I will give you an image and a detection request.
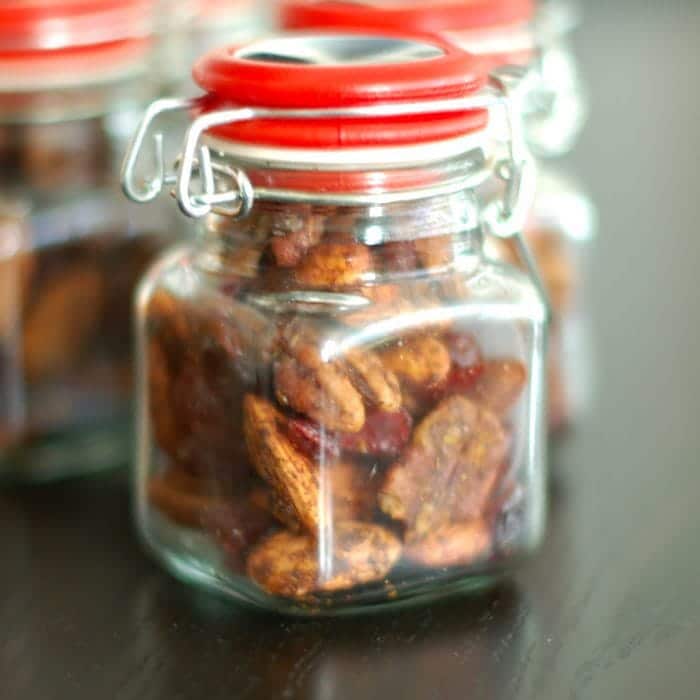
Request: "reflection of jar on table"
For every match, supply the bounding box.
[124,33,549,614]
[0,1,173,480]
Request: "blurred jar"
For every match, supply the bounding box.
[486,168,595,431]
[123,33,548,614]
[279,0,595,433]
[0,1,172,480]
[279,0,588,158]
[155,0,267,94]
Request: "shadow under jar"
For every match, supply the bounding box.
[124,33,549,615]
[0,1,171,480]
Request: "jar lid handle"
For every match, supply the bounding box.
[121,97,194,204]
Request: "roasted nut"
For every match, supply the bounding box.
[204,500,276,571]
[146,289,191,359]
[22,264,104,381]
[172,361,247,478]
[547,344,569,433]
[147,336,181,460]
[199,297,275,383]
[243,394,320,533]
[380,336,451,391]
[414,236,454,269]
[269,207,324,268]
[249,486,303,532]
[527,229,575,314]
[467,359,527,417]
[403,520,492,568]
[0,251,33,340]
[442,414,510,524]
[489,230,574,316]
[344,348,402,412]
[247,522,402,599]
[379,395,508,537]
[275,322,365,433]
[250,459,378,531]
[275,352,365,434]
[294,241,372,288]
[325,460,381,522]
[148,466,231,528]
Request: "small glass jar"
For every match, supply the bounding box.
[279,0,588,158]
[0,1,171,480]
[486,168,595,431]
[279,0,595,434]
[190,0,267,64]
[123,33,548,614]
[155,0,266,95]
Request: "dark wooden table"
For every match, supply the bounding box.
[3,2,700,698]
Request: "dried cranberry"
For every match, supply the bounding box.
[285,408,412,460]
[284,417,342,461]
[445,363,485,394]
[339,408,412,458]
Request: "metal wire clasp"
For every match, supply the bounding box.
[120,97,195,203]
[120,67,550,318]
[482,66,552,322]
[176,107,257,218]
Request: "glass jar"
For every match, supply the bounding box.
[486,168,595,432]
[123,33,548,614]
[279,0,595,434]
[0,1,172,480]
[155,0,266,95]
[279,0,588,158]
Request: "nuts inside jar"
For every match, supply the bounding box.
[144,203,534,606]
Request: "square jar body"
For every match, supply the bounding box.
[133,199,548,615]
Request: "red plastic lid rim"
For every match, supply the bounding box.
[192,32,491,149]
[0,39,152,92]
[280,0,535,35]
[0,0,155,52]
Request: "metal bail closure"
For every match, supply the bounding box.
[482,65,552,322]
[176,107,257,218]
[121,97,195,203]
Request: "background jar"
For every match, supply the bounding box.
[124,33,549,614]
[486,168,596,431]
[154,0,268,95]
[279,0,595,434]
[0,1,172,480]
[279,0,588,158]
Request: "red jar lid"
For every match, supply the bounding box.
[0,0,155,88]
[0,0,154,51]
[280,0,535,35]
[192,32,490,149]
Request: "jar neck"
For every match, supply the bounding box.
[194,189,485,283]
